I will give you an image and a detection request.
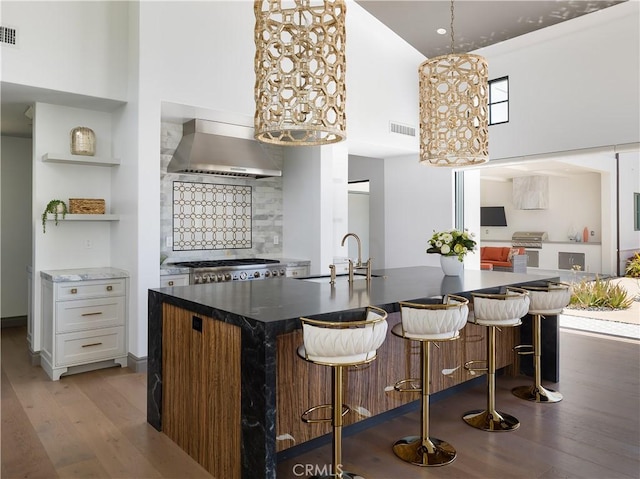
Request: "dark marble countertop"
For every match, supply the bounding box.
[152,266,559,329]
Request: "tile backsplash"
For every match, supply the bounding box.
[160,121,283,262]
[172,181,252,250]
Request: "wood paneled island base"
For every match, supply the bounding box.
[161,304,241,478]
[147,266,560,479]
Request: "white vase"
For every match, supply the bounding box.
[440,255,463,276]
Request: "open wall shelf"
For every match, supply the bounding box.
[42,153,120,167]
[45,213,119,222]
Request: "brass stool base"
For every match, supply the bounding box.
[512,384,563,403]
[309,472,363,479]
[462,409,520,432]
[392,436,456,467]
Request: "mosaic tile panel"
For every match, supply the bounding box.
[173,181,252,250]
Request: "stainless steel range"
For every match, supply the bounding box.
[172,258,285,284]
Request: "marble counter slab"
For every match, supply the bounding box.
[151,266,557,331]
[159,266,190,275]
[40,267,129,282]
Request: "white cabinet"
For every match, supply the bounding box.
[40,273,128,380]
[160,274,190,287]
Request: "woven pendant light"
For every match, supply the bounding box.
[419,0,488,167]
[254,0,347,146]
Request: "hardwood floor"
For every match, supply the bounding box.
[2,326,639,479]
[1,326,211,479]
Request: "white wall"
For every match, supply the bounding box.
[282,143,348,276]
[476,1,639,160]
[384,155,457,268]
[1,0,128,101]
[1,136,32,319]
[345,2,424,157]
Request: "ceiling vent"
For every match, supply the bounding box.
[389,121,416,137]
[0,26,17,46]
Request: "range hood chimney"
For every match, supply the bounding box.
[167,119,282,179]
[513,176,549,210]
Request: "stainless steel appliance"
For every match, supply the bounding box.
[172,258,285,284]
[511,231,548,249]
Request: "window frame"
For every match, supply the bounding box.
[488,76,509,126]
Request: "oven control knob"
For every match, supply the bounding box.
[280,269,286,276]
[254,271,261,278]
[264,270,271,278]
[194,275,202,284]
[239,272,248,280]
[272,270,280,277]
[224,273,232,281]
[203,274,211,283]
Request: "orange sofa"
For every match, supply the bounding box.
[480,246,527,273]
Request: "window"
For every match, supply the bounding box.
[635,192,640,231]
[489,76,509,125]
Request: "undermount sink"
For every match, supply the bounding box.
[298,274,384,283]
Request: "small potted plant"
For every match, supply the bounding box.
[42,199,68,233]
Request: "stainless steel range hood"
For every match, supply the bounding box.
[167,119,282,179]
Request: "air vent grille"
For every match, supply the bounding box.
[0,26,17,46]
[389,122,416,137]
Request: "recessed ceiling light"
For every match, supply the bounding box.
[436,28,447,35]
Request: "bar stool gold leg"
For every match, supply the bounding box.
[393,342,456,466]
[463,326,520,431]
[309,365,360,479]
[512,314,563,403]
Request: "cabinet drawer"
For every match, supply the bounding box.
[56,279,126,301]
[160,274,190,287]
[56,297,125,333]
[55,326,125,366]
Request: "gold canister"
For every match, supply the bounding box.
[70,126,96,156]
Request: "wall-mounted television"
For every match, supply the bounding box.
[481,206,508,227]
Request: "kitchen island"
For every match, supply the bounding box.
[147,266,560,479]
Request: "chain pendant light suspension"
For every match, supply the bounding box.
[254,0,347,146]
[419,0,488,167]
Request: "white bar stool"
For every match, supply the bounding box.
[298,306,388,479]
[463,287,530,432]
[512,282,571,403]
[391,295,469,467]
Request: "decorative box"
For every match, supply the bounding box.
[69,198,105,214]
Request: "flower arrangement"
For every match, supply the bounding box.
[427,229,477,262]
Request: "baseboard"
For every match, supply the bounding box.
[1,315,27,328]
[128,352,148,373]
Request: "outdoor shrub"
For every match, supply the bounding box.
[625,252,640,278]
[569,276,633,310]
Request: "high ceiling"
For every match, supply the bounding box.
[355,0,625,58]
[1,1,626,139]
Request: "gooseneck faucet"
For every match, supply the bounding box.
[341,233,363,268]
[340,232,372,282]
